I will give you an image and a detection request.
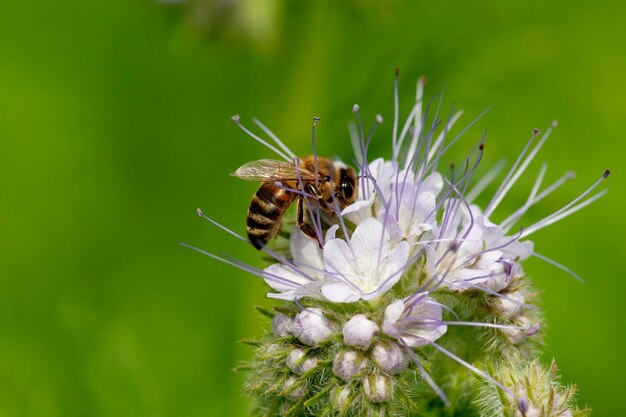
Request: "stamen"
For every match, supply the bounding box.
[465,159,506,203]
[443,177,475,241]
[532,252,584,283]
[437,165,458,240]
[521,176,608,238]
[348,121,362,165]
[426,107,490,174]
[426,110,464,164]
[295,159,325,245]
[252,117,297,160]
[485,123,556,217]
[362,115,384,199]
[231,115,291,162]
[500,163,548,230]
[400,340,451,406]
[443,321,532,331]
[422,299,461,320]
[353,104,373,199]
[178,242,300,287]
[273,182,317,199]
[196,208,248,243]
[456,229,525,270]
[328,167,355,257]
[311,117,320,188]
[429,342,512,396]
[403,76,426,170]
[260,245,317,282]
[222,253,308,287]
[392,68,400,162]
[501,170,575,232]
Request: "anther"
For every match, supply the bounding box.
[532,128,540,136]
[376,114,383,124]
[196,208,204,217]
[551,119,558,128]
[313,116,320,125]
[603,169,610,178]
[394,67,400,76]
[479,143,485,151]
[527,323,541,336]
[352,104,360,113]
[517,398,529,414]
[231,114,241,124]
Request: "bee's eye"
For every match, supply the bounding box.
[341,181,354,199]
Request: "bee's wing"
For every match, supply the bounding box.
[230,159,319,182]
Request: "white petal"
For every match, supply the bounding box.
[364,241,409,299]
[325,224,340,242]
[323,238,358,279]
[341,199,374,225]
[263,263,311,293]
[290,227,324,275]
[422,172,444,195]
[321,282,360,303]
[382,299,406,338]
[350,218,388,276]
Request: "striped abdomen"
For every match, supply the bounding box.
[247,182,296,249]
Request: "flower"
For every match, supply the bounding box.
[186,72,606,415]
[321,218,410,302]
[382,295,447,347]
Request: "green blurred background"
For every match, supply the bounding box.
[0,0,624,415]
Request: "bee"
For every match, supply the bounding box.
[231,156,358,249]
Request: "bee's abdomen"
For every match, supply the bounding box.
[247,183,295,249]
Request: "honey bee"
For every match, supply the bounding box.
[231,156,358,249]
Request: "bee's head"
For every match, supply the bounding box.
[337,165,358,207]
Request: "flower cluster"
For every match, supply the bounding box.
[187,74,605,416]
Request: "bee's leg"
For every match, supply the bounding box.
[334,193,348,208]
[296,195,324,248]
[304,184,336,216]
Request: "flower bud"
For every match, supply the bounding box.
[494,292,525,318]
[371,341,408,374]
[286,348,318,375]
[272,313,294,337]
[330,386,352,412]
[294,308,334,346]
[342,314,379,348]
[284,376,307,401]
[332,350,367,381]
[362,374,392,403]
[501,316,536,344]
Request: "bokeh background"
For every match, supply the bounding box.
[1,0,624,415]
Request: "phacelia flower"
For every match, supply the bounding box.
[185,71,606,416]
